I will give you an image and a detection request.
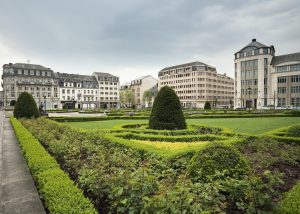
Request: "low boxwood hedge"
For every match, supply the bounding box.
[10,117,97,214]
[118,132,227,142]
[277,180,300,213]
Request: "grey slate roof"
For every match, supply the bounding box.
[57,73,98,83]
[161,61,209,71]
[93,72,118,78]
[236,39,273,54]
[270,52,300,65]
[12,63,51,71]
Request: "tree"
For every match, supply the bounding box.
[10,100,16,106]
[149,86,186,130]
[13,92,39,118]
[125,89,134,107]
[143,90,154,107]
[204,101,211,110]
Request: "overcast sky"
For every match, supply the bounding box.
[1,0,300,85]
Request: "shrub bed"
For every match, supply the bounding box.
[10,118,97,214]
[19,117,300,213]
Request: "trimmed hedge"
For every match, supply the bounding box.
[286,124,300,137]
[188,143,249,182]
[118,132,227,142]
[10,118,97,214]
[278,180,300,213]
[14,92,39,118]
[149,86,186,130]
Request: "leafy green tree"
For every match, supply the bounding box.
[149,86,186,130]
[143,90,155,107]
[13,92,39,118]
[204,101,211,110]
[125,89,134,107]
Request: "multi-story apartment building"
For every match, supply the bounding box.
[57,73,99,109]
[2,63,121,110]
[93,72,120,108]
[158,61,234,108]
[234,39,300,109]
[2,63,59,109]
[270,53,300,107]
[130,75,157,108]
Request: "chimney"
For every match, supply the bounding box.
[252,38,256,42]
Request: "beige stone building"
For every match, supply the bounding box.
[234,39,300,109]
[2,63,59,109]
[130,75,157,108]
[158,61,234,108]
[120,75,157,108]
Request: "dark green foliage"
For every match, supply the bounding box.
[290,110,300,117]
[13,92,39,118]
[149,86,186,130]
[286,124,300,137]
[204,101,211,110]
[188,143,249,182]
[10,100,16,106]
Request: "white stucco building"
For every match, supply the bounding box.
[234,39,300,109]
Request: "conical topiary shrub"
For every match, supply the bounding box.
[13,92,40,119]
[149,86,186,130]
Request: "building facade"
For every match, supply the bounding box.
[57,73,99,109]
[158,61,234,108]
[2,63,121,110]
[234,39,300,109]
[93,72,120,108]
[130,75,157,108]
[2,63,59,109]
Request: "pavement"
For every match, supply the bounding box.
[48,112,106,117]
[0,111,45,214]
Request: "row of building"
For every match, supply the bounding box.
[1,39,300,110]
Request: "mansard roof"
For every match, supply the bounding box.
[270,52,300,65]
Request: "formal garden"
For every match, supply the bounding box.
[9,90,300,213]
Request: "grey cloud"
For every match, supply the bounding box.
[0,0,299,83]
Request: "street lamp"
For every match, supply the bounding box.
[43,95,46,114]
[247,86,252,113]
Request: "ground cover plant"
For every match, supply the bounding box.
[19,117,300,213]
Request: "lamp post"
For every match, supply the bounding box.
[43,95,46,114]
[247,86,252,113]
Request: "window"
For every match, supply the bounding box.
[263,48,268,54]
[42,71,45,76]
[36,70,40,76]
[24,70,28,75]
[277,76,287,83]
[276,66,289,73]
[277,87,286,94]
[290,64,300,71]
[62,89,65,94]
[291,86,300,93]
[18,69,22,75]
[291,75,300,82]
[30,70,34,75]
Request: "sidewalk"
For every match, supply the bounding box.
[0,112,45,214]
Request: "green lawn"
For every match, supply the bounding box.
[65,117,300,134]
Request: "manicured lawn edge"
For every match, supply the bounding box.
[10,117,97,214]
[49,114,297,122]
[277,180,300,213]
